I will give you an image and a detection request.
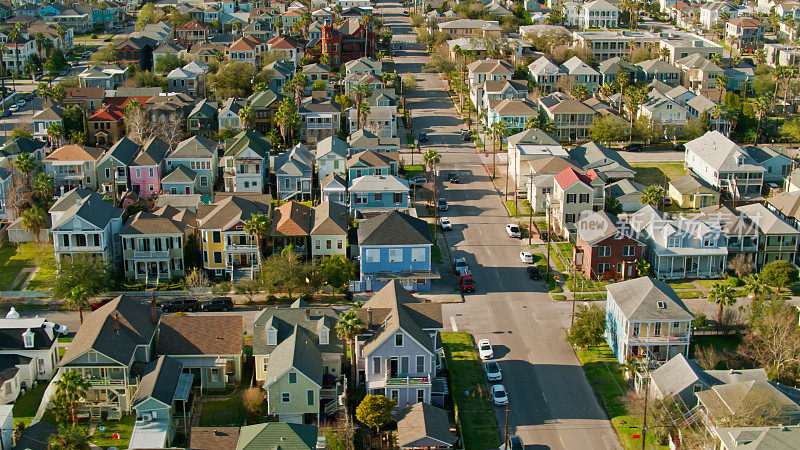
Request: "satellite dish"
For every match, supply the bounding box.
[6,307,19,319]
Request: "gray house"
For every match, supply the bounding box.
[744,146,793,185]
[274,143,314,201]
[97,137,140,197]
[166,136,218,194]
[315,136,348,180]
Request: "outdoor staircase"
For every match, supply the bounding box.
[232,265,256,283]
[90,407,101,422]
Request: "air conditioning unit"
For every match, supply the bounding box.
[142,414,152,422]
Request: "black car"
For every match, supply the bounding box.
[160,298,199,312]
[200,297,234,311]
[527,266,541,280]
[623,143,643,152]
[418,132,428,143]
[448,171,460,183]
[673,143,686,152]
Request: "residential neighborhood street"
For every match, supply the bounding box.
[383,1,621,448]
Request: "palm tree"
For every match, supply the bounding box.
[742,273,769,299]
[361,13,373,57]
[358,101,371,132]
[716,74,729,101]
[659,47,670,61]
[15,152,37,191]
[708,282,736,326]
[21,206,46,243]
[599,82,614,100]
[66,285,92,324]
[238,104,254,131]
[773,65,790,97]
[33,173,55,200]
[243,212,270,260]
[334,94,352,132]
[354,83,373,130]
[623,84,648,140]
[54,370,91,425]
[524,116,538,130]
[490,121,509,179]
[48,123,64,148]
[275,98,300,148]
[34,32,47,64]
[335,310,364,384]
[572,83,590,101]
[783,65,799,107]
[48,425,90,450]
[287,73,309,106]
[635,258,650,277]
[748,93,774,145]
[423,148,441,230]
[755,48,767,65]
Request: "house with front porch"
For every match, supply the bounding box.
[157,315,244,390]
[311,201,348,261]
[527,56,564,94]
[0,315,69,387]
[130,137,170,199]
[316,136,349,180]
[349,175,410,215]
[96,137,139,197]
[120,211,187,282]
[485,98,540,133]
[222,131,269,193]
[685,131,766,197]
[275,144,314,202]
[347,150,399,179]
[668,174,719,209]
[253,302,344,424]
[197,193,271,279]
[561,56,600,93]
[321,173,347,205]
[58,295,160,420]
[44,144,104,192]
[32,105,64,145]
[538,92,596,142]
[605,276,694,364]
[354,281,443,406]
[627,205,728,280]
[271,201,313,257]
[186,99,219,138]
[50,189,123,266]
[128,355,188,450]
[357,211,436,293]
[693,205,759,268]
[737,203,799,268]
[551,167,605,238]
[574,211,645,280]
[165,136,218,194]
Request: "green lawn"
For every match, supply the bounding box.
[503,200,531,217]
[631,163,686,187]
[576,344,666,450]
[677,291,704,299]
[403,164,424,179]
[696,279,722,289]
[198,392,246,426]
[428,223,444,263]
[667,281,696,290]
[91,415,135,448]
[0,243,56,290]
[12,383,47,427]
[689,335,742,360]
[441,332,501,450]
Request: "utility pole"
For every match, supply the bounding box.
[503,401,510,449]
[527,175,534,246]
[641,376,649,450]
[571,261,577,326]
[545,202,551,283]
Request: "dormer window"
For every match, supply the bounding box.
[668,235,681,248]
[319,327,329,345]
[22,329,34,349]
[267,327,278,346]
[702,234,716,247]
[736,155,745,166]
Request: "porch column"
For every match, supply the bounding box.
[708,256,712,276]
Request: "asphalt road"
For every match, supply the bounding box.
[382,2,621,449]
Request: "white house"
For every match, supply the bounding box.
[316,136,349,180]
[579,0,619,29]
[684,131,765,196]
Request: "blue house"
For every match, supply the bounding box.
[349,175,410,214]
[357,210,436,292]
[161,165,199,195]
[346,150,399,180]
[165,136,218,193]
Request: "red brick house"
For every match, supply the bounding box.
[176,20,210,48]
[320,19,375,66]
[573,210,645,280]
[87,105,125,147]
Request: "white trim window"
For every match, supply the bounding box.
[389,249,403,262]
[598,246,611,257]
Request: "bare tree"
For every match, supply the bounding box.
[185,267,209,301]
[153,120,185,149]
[695,345,725,370]
[741,298,800,381]
[125,106,150,145]
[717,394,790,428]
[728,253,754,279]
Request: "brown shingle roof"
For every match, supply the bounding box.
[189,427,240,450]
[271,201,313,237]
[157,315,244,356]
[197,194,271,231]
[311,201,347,236]
[44,144,104,162]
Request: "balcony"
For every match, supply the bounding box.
[225,243,259,253]
[385,376,431,386]
[86,377,126,387]
[626,334,689,346]
[132,250,170,260]
[55,244,105,252]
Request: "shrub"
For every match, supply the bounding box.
[692,313,709,328]
[241,387,264,415]
[90,33,98,39]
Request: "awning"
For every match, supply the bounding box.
[173,373,194,401]
[171,356,226,368]
[373,270,440,280]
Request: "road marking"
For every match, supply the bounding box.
[559,436,566,449]
[542,392,547,403]
[450,316,458,332]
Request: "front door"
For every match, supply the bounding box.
[389,358,399,378]
[185,186,191,194]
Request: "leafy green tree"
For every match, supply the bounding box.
[90,45,117,65]
[21,206,47,243]
[318,255,356,291]
[275,98,300,148]
[15,152,37,190]
[336,309,364,382]
[54,370,91,425]
[780,116,800,141]
[33,173,55,202]
[44,48,69,77]
[636,258,650,277]
[760,260,798,292]
[356,395,396,433]
[312,79,326,91]
[48,123,64,147]
[134,71,167,89]
[238,104,255,131]
[590,115,627,146]
[566,304,605,350]
[48,424,90,450]
[10,125,34,140]
[259,251,313,300]
[743,273,769,299]
[136,3,165,30]
[154,53,184,74]
[640,185,664,207]
[604,197,622,215]
[747,93,774,145]
[708,282,736,325]
[53,255,109,320]
[211,62,256,99]
[213,127,239,142]
[572,83,590,101]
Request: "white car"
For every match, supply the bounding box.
[484,360,502,382]
[491,384,509,406]
[477,339,493,360]
[15,99,25,107]
[439,217,452,231]
[8,105,19,112]
[506,224,521,238]
[520,251,534,264]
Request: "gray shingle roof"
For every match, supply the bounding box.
[252,305,341,356]
[315,136,348,159]
[685,131,765,173]
[236,423,318,450]
[358,211,431,246]
[311,201,347,236]
[737,203,800,236]
[133,355,183,407]
[51,190,122,230]
[606,277,694,321]
[262,326,323,387]
[170,136,216,159]
[669,173,716,194]
[360,281,439,355]
[103,137,140,166]
[133,137,170,166]
[396,403,456,448]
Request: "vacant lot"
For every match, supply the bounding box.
[632,163,686,187]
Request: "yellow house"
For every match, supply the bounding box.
[197,192,271,278]
[668,174,719,209]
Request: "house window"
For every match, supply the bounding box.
[632,323,639,336]
[326,240,332,250]
[210,368,220,382]
[598,263,610,275]
[654,323,662,336]
[288,371,297,384]
[213,251,222,264]
[307,389,315,406]
[411,248,425,262]
[148,168,154,178]
[693,384,702,393]
[374,193,382,201]
[212,231,221,243]
[281,392,291,403]
[416,355,425,373]
[135,168,141,178]
[105,168,111,178]
[702,235,716,247]
[598,246,611,257]
[393,193,403,203]
[566,214,576,223]
[315,240,321,250]
[579,193,589,203]
[389,389,398,401]
[623,245,635,256]
[566,193,577,203]
[365,249,380,262]
[395,333,403,347]
[389,249,402,262]
[320,329,329,345]
[372,356,381,374]
[23,332,34,349]
[267,328,277,346]
[668,236,681,247]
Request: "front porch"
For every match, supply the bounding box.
[653,254,726,280]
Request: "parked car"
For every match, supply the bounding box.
[458,269,475,293]
[160,298,199,312]
[506,224,521,238]
[200,297,233,311]
[527,266,541,280]
[453,257,468,273]
[520,251,534,264]
[490,384,508,406]
[673,143,685,152]
[461,129,471,141]
[447,171,460,183]
[15,99,25,107]
[8,105,18,112]
[484,360,502,381]
[90,298,113,311]
[439,217,452,231]
[418,131,428,142]
[500,435,523,450]
[478,339,493,360]
[409,176,426,188]
[437,198,448,211]
[623,143,643,152]
[515,189,527,199]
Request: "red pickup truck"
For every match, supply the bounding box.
[458,268,475,293]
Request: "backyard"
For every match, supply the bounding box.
[91,415,136,448]
[12,383,47,427]
[197,391,247,427]
[441,332,501,450]
[0,243,56,291]
[631,163,686,187]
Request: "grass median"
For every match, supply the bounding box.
[441,332,501,450]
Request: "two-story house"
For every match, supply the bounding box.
[222,131,269,193]
[43,144,104,192]
[579,0,619,28]
[638,90,687,127]
[357,211,435,292]
[87,105,125,147]
[128,355,187,449]
[347,129,401,154]
[347,150,399,179]
[693,205,759,267]
[699,1,737,30]
[527,56,565,94]
[636,59,681,87]
[561,56,601,93]
[466,59,513,116]
[198,193,271,279]
[725,17,765,51]
[743,146,793,185]
[737,203,799,268]
[96,137,139,197]
[228,35,266,66]
[506,128,567,192]
[165,136,218,194]
[120,211,187,282]
[574,211,646,280]
[275,144,314,202]
[167,67,201,97]
[270,201,313,257]
[685,131,765,197]
[551,167,605,238]
[130,137,170,199]
[187,99,219,138]
[676,54,723,93]
[538,92,597,142]
[31,105,64,145]
[316,136,348,180]
[311,201,348,261]
[253,303,344,423]
[349,175,410,214]
[0,314,68,386]
[58,295,159,420]
[299,98,340,144]
[485,98,540,132]
[49,189,123,266]
[218,98,245,131]
[627,205,728,279]
[605,277,694,363]
[437,19,501,39]
[597,56,638,85]
[354,281,443,406]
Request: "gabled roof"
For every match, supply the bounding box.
[507,128,560,147]
[321,172,346,190]
[561,56,600,76]
[198,194,271,230]
[60,295,159,366]
[132,355,183,408]
[236,422,318,450]
[465,58,513,75]
[51,189,123,230]
[576,210,639,246]
[103,137,140,166]
[494,98,538,116]
[132,137,170,166]
[252,304,341,356]
[696,380,800,421]
[568,141,634,173]
[121,211,184,235]
[358,210,431,246]
[728,17,764,27]
[538,92,596,114]
[170,136,215,159]
[0,137,47,157]
[685,130,765,173]
[271,201,313,237]
[636,59,680,74]
[606,179,645,197]
[224,130,269,158]
[669,173,716,194]
[189,99,218,119]
[311,201,347,236]
[161,165,198,184]
[262,326,323,388]
[767,191,800,221]
[737,203,800,236]
[606,277,694,322]
[396,403,457,448]
[315,136,349,160]
[230,35,264,51]
[274,144,313,177]
[158,316,243,356]
[32,105,64,122]
[554,167,594,189]
[350,174,409,192]
[44,144,104,163]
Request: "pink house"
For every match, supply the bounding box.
[130,137,170,198]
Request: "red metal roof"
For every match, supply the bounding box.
[554,167,592,189]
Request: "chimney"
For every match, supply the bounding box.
[150,295,157,323]
[305,308,311,320]
[76,196,82,207]
[367,307,373,326]
[114,312,120,333]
